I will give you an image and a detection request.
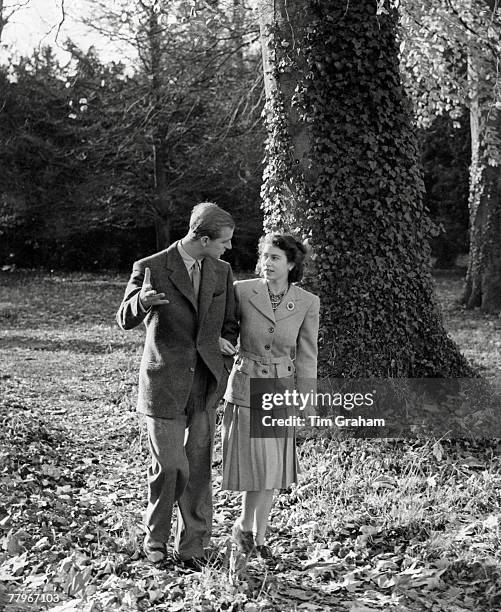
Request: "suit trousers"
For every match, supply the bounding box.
[144,408,216,559]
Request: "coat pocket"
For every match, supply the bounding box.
[276,360,295,378]
[225,357,252,404]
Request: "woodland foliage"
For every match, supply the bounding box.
[0,0,264,270]
[0,0,483,274]
[400,0,501,312]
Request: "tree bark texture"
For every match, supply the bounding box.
[257,0,471,376]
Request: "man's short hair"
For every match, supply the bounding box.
[189,202,235,239]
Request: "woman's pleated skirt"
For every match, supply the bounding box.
[221,402,298,491]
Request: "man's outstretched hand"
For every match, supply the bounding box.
[139,267,170,310]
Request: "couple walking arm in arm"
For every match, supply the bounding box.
[116,203,319,566]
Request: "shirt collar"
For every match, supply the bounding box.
[177,240,203,270]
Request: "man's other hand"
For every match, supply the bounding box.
[219,337,237,356]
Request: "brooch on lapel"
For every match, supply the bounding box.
[286,301,295,311]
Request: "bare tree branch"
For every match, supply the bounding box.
[54,0,66,44]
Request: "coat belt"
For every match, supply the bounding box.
[237,349,293,366]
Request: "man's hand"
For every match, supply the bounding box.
[219,337,237,356]
[139,267,170,310]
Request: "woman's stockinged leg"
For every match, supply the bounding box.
[253,489,274,545]
[237,489,274,544]
[237,491,256,531]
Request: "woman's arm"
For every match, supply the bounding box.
[295,295,320,379]
[295,295,320,417]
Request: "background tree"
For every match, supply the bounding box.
[80,0,263,250]
[420,114,470,269]
[0,46,156,268]
[257,0,470,376]
[401,0,501,312]
[0,0,32,43]
[0,1,265,269]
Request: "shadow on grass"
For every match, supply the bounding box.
[0,336,130,353]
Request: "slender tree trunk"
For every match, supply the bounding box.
[154,214,171,251]
[0,0,7,43]
[462,11,501,313]
[257,0,471,376]
[148,4,172,251]
[152,143,173,250]
[232,0,245,73]
[0,5,4,43]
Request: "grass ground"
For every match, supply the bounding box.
[0,270,500,611]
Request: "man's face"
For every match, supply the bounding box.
[202,226,234,259]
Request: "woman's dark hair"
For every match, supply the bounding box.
[256,233,308,283]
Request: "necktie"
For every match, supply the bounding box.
[191,259,201,302]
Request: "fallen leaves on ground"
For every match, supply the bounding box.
[1,272,501,610]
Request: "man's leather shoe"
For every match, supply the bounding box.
[173,553,207,572]
[143,535,166,563]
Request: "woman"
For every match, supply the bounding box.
[222,233,320,560]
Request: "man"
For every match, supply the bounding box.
[116,202,238,569]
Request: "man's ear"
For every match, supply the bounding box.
[200,236,209,247]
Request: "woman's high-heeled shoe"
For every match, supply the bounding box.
[255,544,275,561]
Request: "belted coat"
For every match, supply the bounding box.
[223,278,320,407]
[116,242,238,418]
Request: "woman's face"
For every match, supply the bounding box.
[259,245,294,284]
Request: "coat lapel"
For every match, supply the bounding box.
[249,280,275,324]
[274,284,303,321]
[198,257,216,324]
[166,243,197,311]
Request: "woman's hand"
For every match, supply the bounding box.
[219,337,237,356]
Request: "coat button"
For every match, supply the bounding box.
[288,366,292,371]
[264,344,270,350]
[268,327,275,333]
[189,367,195,372]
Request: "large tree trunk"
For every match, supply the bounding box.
[257,0,471,377]
[462,15,501,313]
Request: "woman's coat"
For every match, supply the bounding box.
[224,278,320,407]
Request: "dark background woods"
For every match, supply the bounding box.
[0,1,265,271]
[0,2,470,273]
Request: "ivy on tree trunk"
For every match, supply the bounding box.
[257,0,471,377]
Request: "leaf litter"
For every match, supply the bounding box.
[0,271,500,610]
